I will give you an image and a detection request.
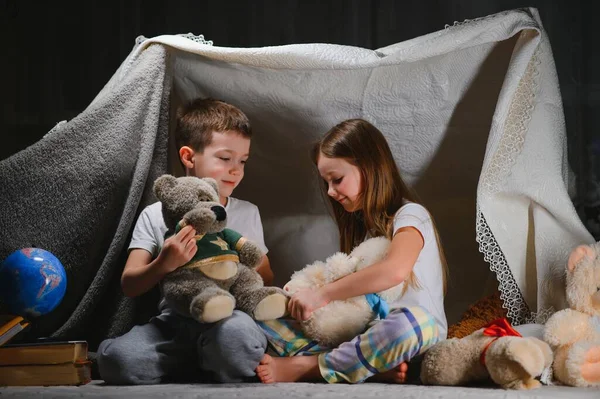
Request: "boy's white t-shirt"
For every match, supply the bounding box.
[129,197,268,256]
[388,202,448,339]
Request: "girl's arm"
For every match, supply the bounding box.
[323,226,423,300]
[288,226,424,321]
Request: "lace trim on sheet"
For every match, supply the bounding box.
[475,30,550,325]
[480,31,540,196]
[443,9,520,30]
[476,213,554,325]
[177,33,213,46]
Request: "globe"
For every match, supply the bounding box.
[0,248,67,318]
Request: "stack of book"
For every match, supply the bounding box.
[0,316,91,386]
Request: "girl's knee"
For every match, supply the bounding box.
[387,307,440,347]
[387,306,434,327]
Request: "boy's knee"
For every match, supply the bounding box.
[206,310,266,347]
[97,337,161,385]
[199,310,267,382]
[97,338,129,384]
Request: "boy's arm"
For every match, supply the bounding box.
[121,225,198,297]
[121,249,163,297]
[247,208,274,285]
[256,255,274,286]
[223,204,274,284]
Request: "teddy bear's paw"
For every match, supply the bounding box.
[524,337,554,370]
[543,310,588,347]
[553,342,600,386]
[254,293,288,321]
[506,339,547,378]
[583,345,600,363]
[197,295,235,323]
[580,363,600,385]
[238,241,263,269]
[579,345,600,385]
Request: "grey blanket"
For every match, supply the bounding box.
[0,44,171,348]
[1,8,595,351]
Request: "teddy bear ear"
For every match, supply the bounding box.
[567,245,596,272]
[153,174,177,200]
[203,177,219,195]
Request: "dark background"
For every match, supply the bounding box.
[2,0,599,238]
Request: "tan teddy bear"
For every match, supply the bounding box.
[421,318,553,389]
[543,242,600,387]
[283,236,404,347]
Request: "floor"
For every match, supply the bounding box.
[1,381,599,399]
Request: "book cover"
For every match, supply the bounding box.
[0,361,91,386]
[0,340,88,366]
[0,316,30,347]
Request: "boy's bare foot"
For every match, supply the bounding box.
[368,362,409,383]
[255,354,322,383]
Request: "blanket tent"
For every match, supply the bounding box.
[0,7,594,349]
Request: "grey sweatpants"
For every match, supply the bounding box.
[97,310,267,385]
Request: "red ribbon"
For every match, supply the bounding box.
[480,318,521,366]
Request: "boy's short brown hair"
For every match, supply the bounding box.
[175,98,252,152]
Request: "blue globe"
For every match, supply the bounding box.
[0,248,67,318]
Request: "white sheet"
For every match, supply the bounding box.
[108,7,594,325]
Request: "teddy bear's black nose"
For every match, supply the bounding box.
[211,205,226,221]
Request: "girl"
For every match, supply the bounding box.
[256,119,448,384]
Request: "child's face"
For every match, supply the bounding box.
[189,131,250,203]
[317,153,363,212]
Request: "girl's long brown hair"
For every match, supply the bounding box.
[311,119,448,293]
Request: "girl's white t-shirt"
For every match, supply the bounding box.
[389,202,447,339]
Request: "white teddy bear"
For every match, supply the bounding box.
[284,237,405,347]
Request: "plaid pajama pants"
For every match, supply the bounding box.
[257,305,439,383]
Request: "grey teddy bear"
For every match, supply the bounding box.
[154,174,289,323]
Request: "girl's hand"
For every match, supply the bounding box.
[288,287,330,321]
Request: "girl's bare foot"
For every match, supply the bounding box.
[255,354,323,383]
[368,362,409,383]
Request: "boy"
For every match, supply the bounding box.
[97,98,274,384]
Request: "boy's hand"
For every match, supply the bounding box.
[158,225,198,273]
